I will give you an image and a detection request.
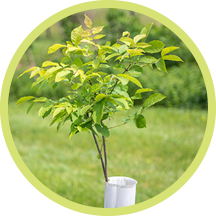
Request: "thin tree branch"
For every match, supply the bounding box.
[108,122,128,130]
[71,51,75,62]
[91,31,98,57]
[62,82,71,87]
[80,50,94,60]
[109,62,132,94]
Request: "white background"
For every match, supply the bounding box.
[0,0,215,215]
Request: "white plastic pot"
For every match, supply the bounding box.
[104,176,138,208]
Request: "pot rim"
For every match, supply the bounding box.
[106,176,138,188]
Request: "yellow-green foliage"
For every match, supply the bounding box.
[17,14,183,139]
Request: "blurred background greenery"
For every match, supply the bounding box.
[8,9,207,207]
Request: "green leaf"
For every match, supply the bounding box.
[91,83,101,92]
[85,73,100,82]
[84,14,92,28]
[80,105,91,115]
[38,101,53,118]
[77,126,89,132]
[161,46,179,56]
[114,86,130,100]
[39,79,48,89]
[97,71,107,76]
[93,98,105,124]
[71,83,82,90]
[120,37,135,46]
[113,97,130,109]
[27,102,35,114]
[57,122,62,132]
[80,117,93,126]
[155,58,167,73]
[92,26,104,34]
[134,42,151,48]
[66,106,73,115]
[142,93,166,110]
[94,34,105,39]
[79,73,85,84]
[92,58,100,69]
[95,123,110,137]
[74,69,84,78]
[60,57,71,65]
[53,107,65,118]
[71,25,83,46]
[140,23,153,40]
[122,31,130,37]
[39,69,46,77]
[81,39,95,45]
[55,70,71,82]
[48,44,66,54]
[105,96,118,106]
[42,109,52,119]
[30,68,41,78]
[66,46,79,53]
[119,44,128,54]
[45,66,62,78]
[52,82,58,89]
[115,53,129,61]
[131,93,142,100]
[135,88,153,94]
[117,74,142,88]
[16,96,35,105]
[33,97,48,102]
[127,49,144,56]
[140,56,157,64]
[18,67,39,78]
[134,34,146,44]
[127,71,141,77]
[112,44,121,50]
[95,94,106,102]
[162,55,183,62]
[122,116,132,123]
[134,114,146,128]
[116,75,129,85]
[66,41,73,46]
[79,30,91,37]
[105,53,120,61]
[80,119,96,135]
[143,40,165,53]
[69,125,78,140]
[50,110,66,126]
[42,61,59,67]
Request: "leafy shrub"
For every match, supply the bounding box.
[136,63,207,109]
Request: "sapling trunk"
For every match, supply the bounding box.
[92,132,108,182]
[102,135,108,182]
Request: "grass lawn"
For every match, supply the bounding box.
[8,101,207,207]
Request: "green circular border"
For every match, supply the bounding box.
[1,1,216,215]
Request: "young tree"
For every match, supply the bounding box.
[17,15,183,182]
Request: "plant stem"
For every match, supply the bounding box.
[108,122,127,129]
[109,62,132,94]
[71,51,75,62]
[91,31,98,57]
[92,132,108,182]
[62,82,71,88]
[102,136,108,182]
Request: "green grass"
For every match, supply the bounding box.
[8,101,207,207]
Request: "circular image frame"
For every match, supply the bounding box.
[1,0,215,215]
